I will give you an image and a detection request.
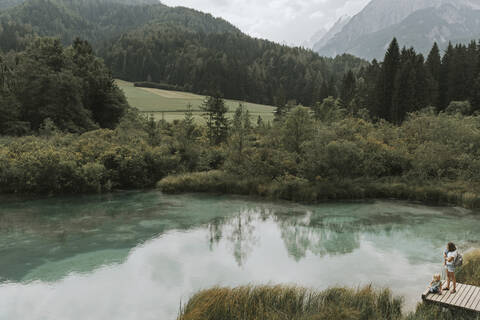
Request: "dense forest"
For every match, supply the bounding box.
[353,39,480,123]
[0,0,366,106]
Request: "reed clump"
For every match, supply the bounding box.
[177,285,403,320]
[456,249,480,286]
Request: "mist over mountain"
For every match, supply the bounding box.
[314,0,480,60]
[312,15,350,50]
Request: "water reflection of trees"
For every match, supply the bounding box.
[209,209,260,266]
[208,205,480,265]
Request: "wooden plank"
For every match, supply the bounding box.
[465,286,480,310]
[455,285,474,307]
[446,283,466,306]
[465,286,480,312]
[457,285,475,308]
[472,288,480,312]
[422,286,430,300]
[440,283,458,305]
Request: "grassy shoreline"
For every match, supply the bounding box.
[157,171,480,210]
[178,251,480,320]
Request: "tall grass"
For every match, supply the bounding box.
[177,285,403,320]
[457,249,480,286]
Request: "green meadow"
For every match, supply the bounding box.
[116,80,276,123]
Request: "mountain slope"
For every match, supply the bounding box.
[102,22,367,106]
[0,0,239,46]
[314,0,480,59]
[312,15,350,52]
[342,4,480,59]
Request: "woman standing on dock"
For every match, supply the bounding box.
[443,242,457,293]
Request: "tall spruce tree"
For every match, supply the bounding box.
[392,47,417,123]
[439,43,454,110]
[377,38,400,121]
[340,70,356,107]
[425,42,441,107]
[201,95,229,145]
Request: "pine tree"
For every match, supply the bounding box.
[392,47,416,123]
[425,42,441,107]
[340,70,356,107]
[319,80,329,102]
[439,42,454,110]
[201,95,229,145]
[377,38,400,121]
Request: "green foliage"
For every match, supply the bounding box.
[201,96,229,145]
[0,37,128,134]
[312,97,346,122]
[281,106,314,154]
[155,110,480,209]
[0,115,182,194]
[445,101,472,115]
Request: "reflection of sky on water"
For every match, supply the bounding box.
[0,192,479,320]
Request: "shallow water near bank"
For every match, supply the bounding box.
[0,191,479,319]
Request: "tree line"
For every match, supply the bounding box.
[0,37,128,134]
[348,38,480,123]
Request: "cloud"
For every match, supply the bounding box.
[160,0,370,45]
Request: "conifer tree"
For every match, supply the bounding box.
[439,42,454,110]
[377,38,400,121]
[340,70,356,107]
[201,95,229,145]
[425,42,441,107]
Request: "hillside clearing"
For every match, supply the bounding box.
[116,80,275,123]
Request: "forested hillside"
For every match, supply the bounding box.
[102,24,367,106]
[0,0,366,107]
[0,0,238,46]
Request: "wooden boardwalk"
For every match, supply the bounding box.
[422,282,480,313]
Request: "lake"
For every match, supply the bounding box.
[0,191,479,319]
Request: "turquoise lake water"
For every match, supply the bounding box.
[0,191,479,319]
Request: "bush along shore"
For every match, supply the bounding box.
[177,251,480,320]
[3,103,480,210]
[155,102,480,210]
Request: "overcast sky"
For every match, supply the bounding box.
[160,0,370,46]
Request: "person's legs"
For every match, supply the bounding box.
[452,272,456,293]
[444,272,451,290]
